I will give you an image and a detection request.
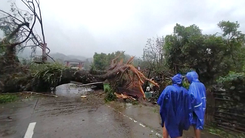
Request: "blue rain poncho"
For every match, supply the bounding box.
[157,74,191,138]
[186,71,206,130]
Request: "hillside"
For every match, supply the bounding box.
[17,48,91,62]
[49,53,87,62]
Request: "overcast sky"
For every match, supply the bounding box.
[1,0,245,58]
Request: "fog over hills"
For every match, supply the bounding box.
[17,48,93,62]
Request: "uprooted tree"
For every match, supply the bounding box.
[99,52,159,99]
[1,51,159,100]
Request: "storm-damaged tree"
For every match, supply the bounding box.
[0,0,54,63]
[0,0,54,92]
[0,1,158,95]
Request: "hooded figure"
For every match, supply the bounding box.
[157,74,191,138]
[186,71,206,130]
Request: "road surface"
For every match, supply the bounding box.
[0,89,221,138]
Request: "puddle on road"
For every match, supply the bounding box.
[125,103,133,109]
[55,83,94,97]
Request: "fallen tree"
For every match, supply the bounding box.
[1,52,159,99]
[100,52,159,99]
[0,1,159,99]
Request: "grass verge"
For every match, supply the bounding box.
[0,94,18,104]
[206,125,245,138]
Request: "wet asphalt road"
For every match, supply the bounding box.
[0,94,221,138]
[0,84,221,138]
[0,93,163,138]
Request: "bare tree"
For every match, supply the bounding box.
[0,0,54,62]
[142,36,165,77]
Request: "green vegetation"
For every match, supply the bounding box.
[93,20,245,136]
[92,51,141,71]
[207,126,245,138]
[164,21,245,85]
[28,62,69,92]
[104,87,117,102]
[103,83,117,102]
[0,42,5,55]
[217,71,245,86]
[91,21,245,91]
[30,63,67,86]
[0,94,18,104]
[0,57,69,92]
[182,80,190,89]
[1,5,245,136]
[153,108,158,113]
[103,83,111,92]
[132,100,139,105]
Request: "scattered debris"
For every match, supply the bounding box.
[114,93,136,101]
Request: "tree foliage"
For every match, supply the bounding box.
[30,63,68,91]
[164,21,245,84]
[0,38,5,54]
[93,52,110,70]
[92,51,140,70]
[141,37,166,76]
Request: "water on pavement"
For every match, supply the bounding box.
[0,83,221,138]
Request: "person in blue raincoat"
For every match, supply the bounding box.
[185,71,206,138]
[157,74,191,138]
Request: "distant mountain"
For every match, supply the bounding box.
[17,49,92,63]
[49,53,88,62]
[48,53,93,70]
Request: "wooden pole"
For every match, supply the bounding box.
[42,43,47,62]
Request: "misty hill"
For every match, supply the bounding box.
[17,48,93,63]
[49,53,88,62]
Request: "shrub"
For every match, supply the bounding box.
[0,94,18,104]
[104,84,117,102]
[29,62,68,91]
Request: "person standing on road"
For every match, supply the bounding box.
[157,74,191,138]
[185,71,206,138]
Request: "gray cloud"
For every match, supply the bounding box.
[1,0,245,58]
